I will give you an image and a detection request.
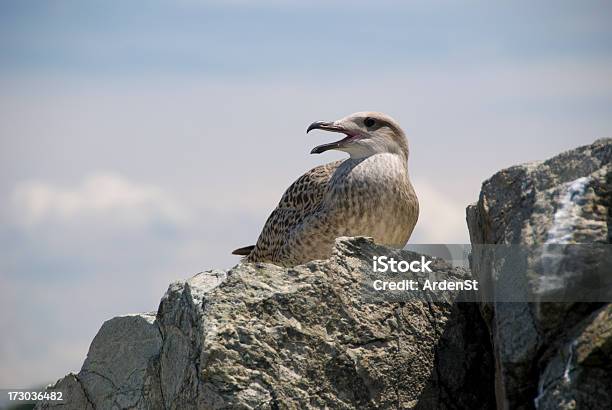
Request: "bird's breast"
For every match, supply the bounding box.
[329,154,409,198]
[324,154,418,247]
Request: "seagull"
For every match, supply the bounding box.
[233,112,419,267]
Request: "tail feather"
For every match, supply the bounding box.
[232,245,255,256]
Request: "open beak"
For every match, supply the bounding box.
[306,121,355,154]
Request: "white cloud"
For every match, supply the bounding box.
[11,173,188,228]
[410,179,470,244]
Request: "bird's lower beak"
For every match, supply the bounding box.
[307,121,354,154]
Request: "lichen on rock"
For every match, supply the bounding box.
[36,238,494,409]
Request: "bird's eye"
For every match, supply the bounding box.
[364,117,376,127]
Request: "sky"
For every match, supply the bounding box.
[1,0,611,389]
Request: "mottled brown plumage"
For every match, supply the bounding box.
[234,112,419,267]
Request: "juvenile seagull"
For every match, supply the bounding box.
[233,112,419,267]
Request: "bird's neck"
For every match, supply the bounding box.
[346,145,408,162]
[342,152,409,177]
[346,151,408,169]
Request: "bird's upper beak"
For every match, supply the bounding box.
[307,121,355,154]
[306,121,344,134]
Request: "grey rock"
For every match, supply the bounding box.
[35,238,493,409]
[35,138,611,409]
[467,138,612,409]
[535,304,612,410]
[37,373,94,410]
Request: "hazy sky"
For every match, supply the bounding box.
[1,0,611,388]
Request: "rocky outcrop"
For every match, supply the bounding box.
[36,238,494,409]
[467,138,612,409]
[35,138,611,409]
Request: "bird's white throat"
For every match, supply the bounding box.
[341,138,407,160]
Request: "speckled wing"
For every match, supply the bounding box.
[246,160,342,263]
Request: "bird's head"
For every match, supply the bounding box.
[307,112,409,160]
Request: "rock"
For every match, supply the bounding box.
[36,138,611,409]
[36,238,494,409]
[467,138,611,245]
[467,138,612,409]
[37,314,165,410]
[535,304,612,410]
